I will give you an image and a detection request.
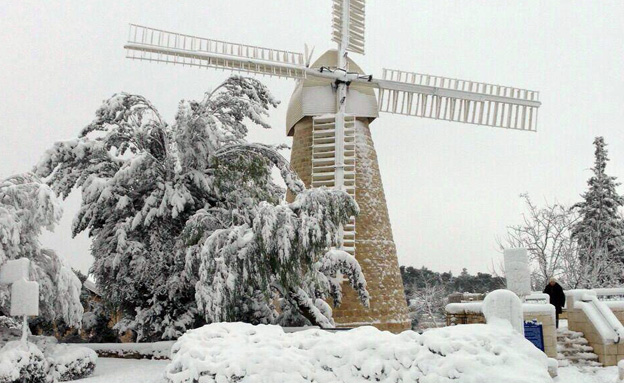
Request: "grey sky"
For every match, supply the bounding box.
[1,1,624,275]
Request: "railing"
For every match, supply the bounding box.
[594,288,624,302]
[568,289,624,344]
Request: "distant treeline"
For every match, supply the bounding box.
[400,266,506,297]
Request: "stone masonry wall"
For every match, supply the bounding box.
[446,307,557,358]
[287,117,411,333]
[567,308,624,366]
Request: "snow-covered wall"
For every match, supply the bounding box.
[82,341,174,360]
[446,300,557,358]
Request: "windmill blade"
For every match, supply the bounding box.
[124,24,307,80]
[375,69,541,131]
[332,0,366,55]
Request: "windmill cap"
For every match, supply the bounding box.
[285,49,378,136]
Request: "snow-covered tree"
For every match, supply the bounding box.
[571,136,624,285]
[500,192,622,289]
[499,194,580,289]
[0,173,83,327]
[405,277,446,330]
[35,76,369,340]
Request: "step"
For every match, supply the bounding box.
[566,353,599,362]
[557,329,584,337]
[558,345,594,353]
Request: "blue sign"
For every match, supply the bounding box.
[524,320,544,352]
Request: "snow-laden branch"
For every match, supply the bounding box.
[215,143,305,194]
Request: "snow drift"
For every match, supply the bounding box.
[165,322,551,383]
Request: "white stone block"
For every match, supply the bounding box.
[10,279,39,316]
[0,259,30,285]
[483,289,524,335]
[504,248,531,297]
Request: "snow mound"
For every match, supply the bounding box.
[46,344,97,381]
[0,341,50,383]
[166,322,551,383]
[0,333,96,382]
[483,289,524,335]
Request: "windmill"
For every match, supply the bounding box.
[123,0,541,332]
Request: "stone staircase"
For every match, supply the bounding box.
[557,327,602,368]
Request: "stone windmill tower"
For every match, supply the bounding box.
[285,50,410,331]
[123,0,542,332]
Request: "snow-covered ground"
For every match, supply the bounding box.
[65,355,620,383]
[67,358,167,383]
[63,319,622,383]
[558,365,617,382]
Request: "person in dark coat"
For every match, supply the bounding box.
[543,277,566,328]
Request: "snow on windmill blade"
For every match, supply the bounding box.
[376,68,541,131]
[332,0,366,54]
[124,24,308,80]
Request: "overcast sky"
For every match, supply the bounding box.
[2,1,624,276]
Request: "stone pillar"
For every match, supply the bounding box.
[504,248,532,299]
[287,117,411,333]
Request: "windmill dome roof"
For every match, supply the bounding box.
[285,49,378,136]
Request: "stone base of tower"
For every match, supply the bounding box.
[331,241,411,333]
[287,116,411,333]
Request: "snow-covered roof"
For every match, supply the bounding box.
[83,279,100,296]
[446,302,555,319]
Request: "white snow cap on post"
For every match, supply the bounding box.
[504,248,531,298]
[10,279,39,316]
[0,259,30,285]
[483,289,524,335]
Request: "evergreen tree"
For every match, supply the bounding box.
[0,173,83,327]
[35,76,369,340]
[571,136,624,285]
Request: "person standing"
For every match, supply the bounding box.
[543,278,566,328]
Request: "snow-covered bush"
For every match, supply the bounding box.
[35,76,368,340]
[165,322,551,383]
[46,344,97,382]
[0,174,83,327]
[0,341,51,383]
[0,336,96,383]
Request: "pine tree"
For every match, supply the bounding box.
[35,76,369,340]
[0,173,83,326]
[571,136,624,285]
